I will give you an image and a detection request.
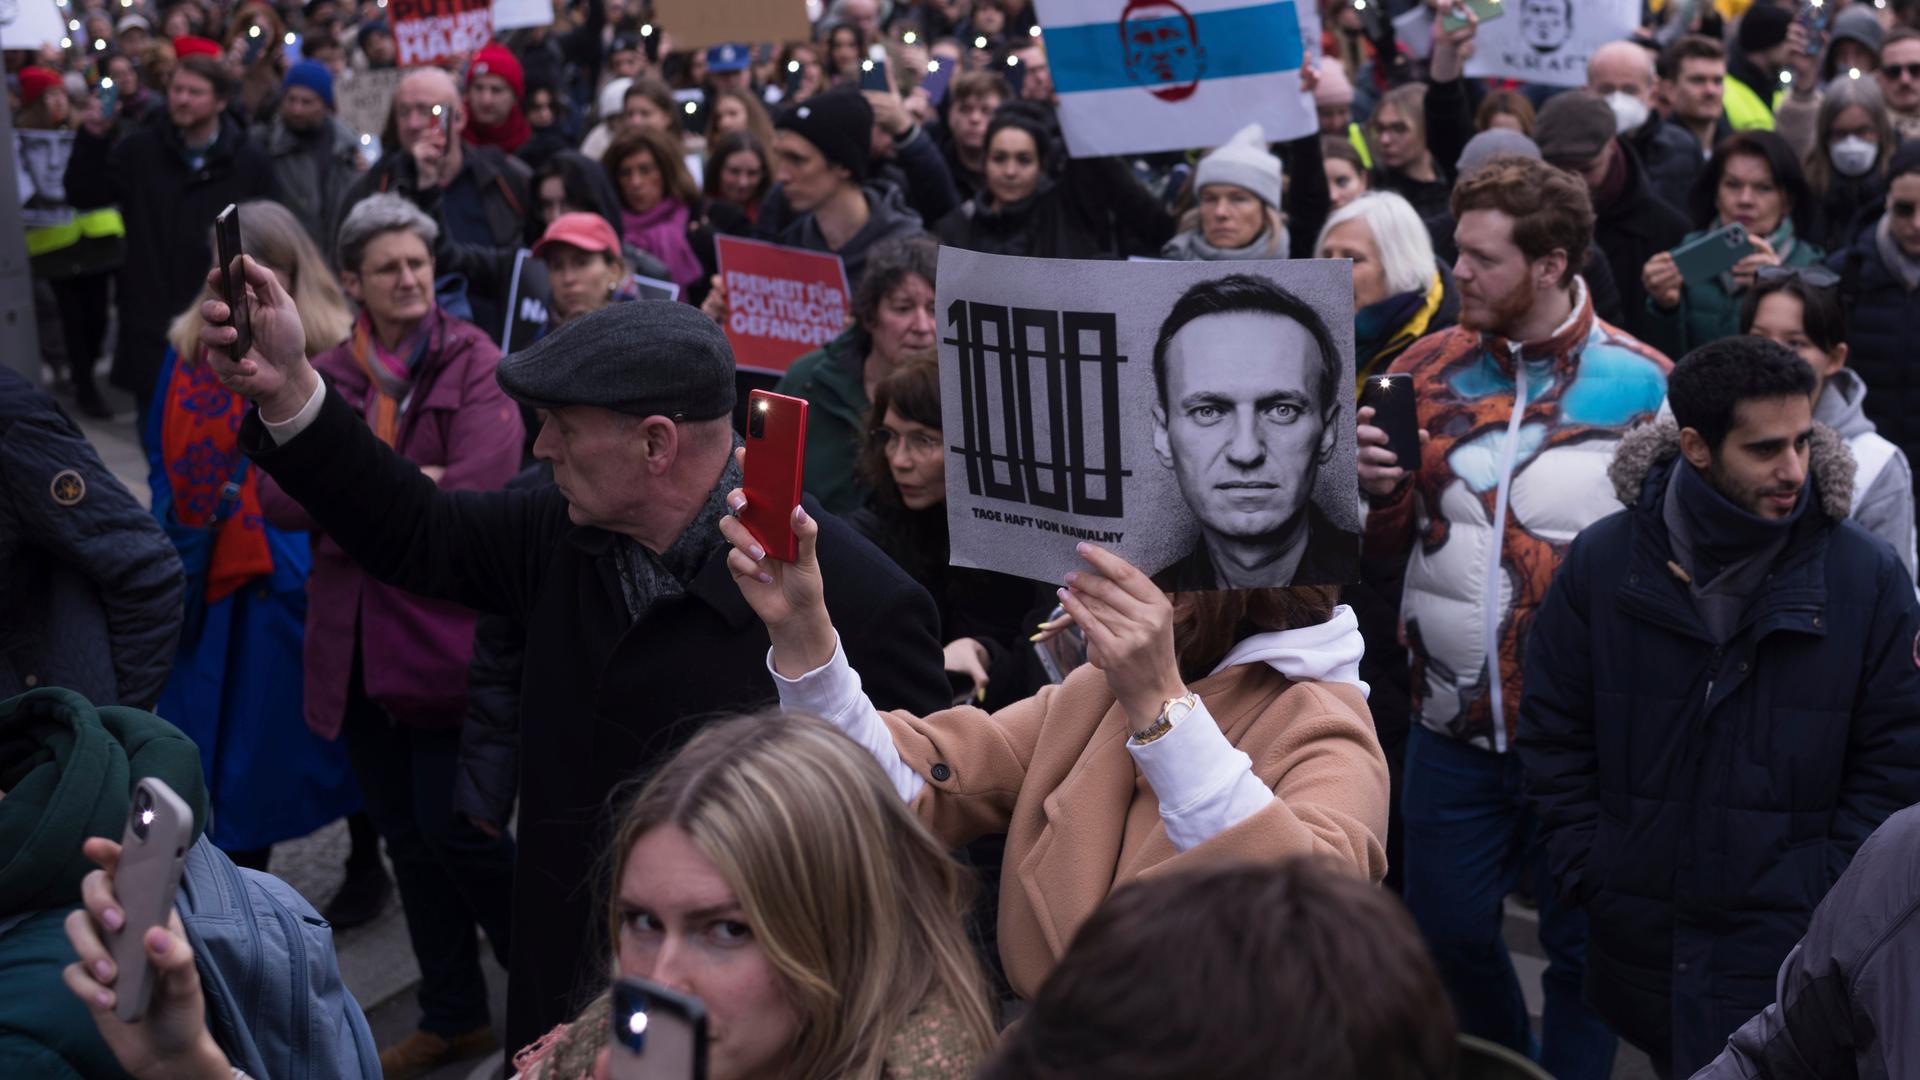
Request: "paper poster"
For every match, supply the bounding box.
[1038,0,1316,157]
[1462,0,1638,88]
[16,130,75,229]
[492,0,552,32]
[0,0,65,50]
[715,235,850,374]
[937,248,1359,590]
[336,67,405,144]
[390,0,493,66]
[652,0,809,52]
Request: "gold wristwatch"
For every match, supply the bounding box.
[1130,692,1198,746]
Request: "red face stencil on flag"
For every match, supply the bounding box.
[1118,0,1207,102]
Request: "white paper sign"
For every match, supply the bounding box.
[1462,0,1638,89]
[492,0,552,32]
[0,0,65,49]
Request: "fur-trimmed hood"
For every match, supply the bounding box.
[1608,415,1856,520]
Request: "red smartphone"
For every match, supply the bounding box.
[741,390,809,562]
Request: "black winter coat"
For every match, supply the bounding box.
[241,388,950,1056]
[1628,112,1713,221]
[1594,140,1693,343]
[1829,225,1920,514]
[63,113,275,398]
[935,156,1175,260]
[1518,421,1920,1079]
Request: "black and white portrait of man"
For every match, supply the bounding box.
[1150,274,1359,589]
[1518,0,1574,54]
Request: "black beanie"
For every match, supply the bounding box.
[776,89,873,182]
[985,99,1058,173]
[1737,4,1792,54]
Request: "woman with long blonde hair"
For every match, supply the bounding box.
[147,198,362,875]
[512,712,997,1080]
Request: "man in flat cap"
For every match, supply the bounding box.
[196,257,950,1060]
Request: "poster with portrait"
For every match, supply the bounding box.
[389,0,493,66]
[1462,0,1638,88]
[1037,0,1318,157]
[936,248,1359,591]
[16,130,75,229]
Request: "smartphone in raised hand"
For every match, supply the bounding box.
[1359,373,1422,472]
[1440,0,1505,33]
[109,777,195,1022]
[607,977,707,1080]
[859,43,892,92]
[214,204,253,359]
[1669,222,1754,284]
[741,390,809,562]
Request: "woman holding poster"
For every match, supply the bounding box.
[716,488,1389,1000]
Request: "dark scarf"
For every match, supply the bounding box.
[1354,272,1444,382]
[610,439,744,622]
[1661,458,1807,642]
[1590,140,1630,213]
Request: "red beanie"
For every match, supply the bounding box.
[17,67,61,110]
[173,35,222,60]
[469,43,524,99]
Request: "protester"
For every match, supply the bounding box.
[1520,337,1920,1077]
[759,88,925,288]
[1878,27,1920,143]
[197,287,949,1055]
[65,46,275,420]
[256,59,362,254]
[602,127,704,288]
[1692,803,1920,1079]
[1640,131,1824,359]
[701,129,772,225]
[1772,5,1886,160]
[1314,59,1357,138]
[535,212,636,330]
[510,713,997,1079]
[719,495,1390,999]
[860,86,964,226]
[1161,123,1292,262]
[1800,75,1894,252]
[1589,39,1700,215]
[1316,192,1457,387]
[255,194,522,1078]
[465,42,532,156]
[1654,35,1734,212]
[775,235,936,513]
[516,76,574,170]
[222,2,290,128]
[1474,90,1535,136]
[148,198,360,870]
[1369,83,1451,257]
[578,74,632,161]
[1740,268,1916,579]
[934,69,1009,201]
[710,85,775,150]
[1724,4,1797,131]
[978,858,1458,1080]
[1322,136,1371,209]
[1357,156,1670,1079]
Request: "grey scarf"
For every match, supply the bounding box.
[611,438,745,622]
[1876,214,1920,293]
[1159,224,1291,262]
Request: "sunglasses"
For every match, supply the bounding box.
[1885,62,1920,81]
[1755,265,1840,289]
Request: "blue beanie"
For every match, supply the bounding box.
[284,59,334,109]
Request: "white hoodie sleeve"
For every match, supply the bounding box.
[767,634,927,803]
[1127,698,1276,851]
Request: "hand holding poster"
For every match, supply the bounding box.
[390,0,492,66]
[937,249,1359,590]
[1038,0,1317,157]
[716,236,851,374]
[1462,0,1638,89]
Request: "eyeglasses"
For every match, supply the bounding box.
[1884,62,1920,81]
[868,427,943,460]
[1755,265,1840,289]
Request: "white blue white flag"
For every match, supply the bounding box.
[1038,0,1317,158]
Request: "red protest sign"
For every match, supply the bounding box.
[390,0,492,66]
[716,236,851,374]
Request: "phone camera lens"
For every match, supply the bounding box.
[131,787,152,841]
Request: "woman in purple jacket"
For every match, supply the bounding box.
[258,192,524,1078]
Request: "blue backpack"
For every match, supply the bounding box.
[176,838,381,1080]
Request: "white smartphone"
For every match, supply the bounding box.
[608,976,707,1080]
[109,777,195,1022]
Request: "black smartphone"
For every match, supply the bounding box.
[859,43,891,92]
[214,204,252,359]
[922,58,953,105]
[608,977,707,1080]
[1359,373,1421,472]
[1003,52,1028,97]
[673,88,707,135]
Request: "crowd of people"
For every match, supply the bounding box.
[9,0,1920,1077]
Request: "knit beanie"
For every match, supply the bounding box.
[1313,62,1354,110]
[984,99,1058,174]
[776,88,873,181]
[1195,122,1282,209]
[173,34,222,60]
[16,67,61,111]
[470,42,525,99]
[1457,128,1541,174]
[1737,4,1792,54]
[1829,6,1885,59]
[283,59,334,109]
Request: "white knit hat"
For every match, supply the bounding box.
[1194,123,1282,210]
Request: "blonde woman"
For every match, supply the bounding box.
[147,198,359,872]
[511,713,997,1080]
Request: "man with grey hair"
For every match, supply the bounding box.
[193,263,949,1060]
[1588,40,1701,215]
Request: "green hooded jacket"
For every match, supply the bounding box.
[775,327,873,515]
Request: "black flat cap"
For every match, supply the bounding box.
[496,300,736,420]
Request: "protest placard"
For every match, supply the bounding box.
[16,130,74,228]
[1038,0,1317,157]
[390,0,493,66]
[492,0,552,32]
[1462,0,1638,89]
[716,236,850,374]
[937,248,1358,590]
[651,0,809,52]
[0,0,64,49]
[336,68,405,145]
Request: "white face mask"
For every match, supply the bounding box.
[1604,91,1650,134]
[1829,135,1878,178]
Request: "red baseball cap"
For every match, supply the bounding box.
[17,67,62,110]
[173,35,222,60]
[534,212,622,260]
[469,43,525,99]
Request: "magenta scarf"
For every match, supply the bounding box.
[620,198,703,289]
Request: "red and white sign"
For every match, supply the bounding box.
[716,236,851,374]
[390,0,493,66]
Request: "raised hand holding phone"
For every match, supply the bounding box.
[198,253,320,422]
[737,390,809,561]
[215,205,253,360]
[607,977,708,1080]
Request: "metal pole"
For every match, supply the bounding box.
[0,101,44,383]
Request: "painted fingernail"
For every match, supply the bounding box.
[1076,542,1090,554]
[1063,571,1079,585]
[1056,587,1069,600]
[1028,632,1044,642]
[102,907,122,932]
[755,571,773,585]
[95,990,113,1008]
[748,544,766,562]
[727,496,744,512]
[94,959,112,981]
[794,506,811,525]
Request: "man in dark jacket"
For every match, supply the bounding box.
[340,66,531,343]
[64,53,274,414]
[1692,802,1920,1079]
[1652,35,1736,213]
[256,60,364,255]
[1829,144,1920,511]
[195,275,950,1060]
[756,88,924,290]
[1534,92,1692,343]
[1519,338,1920,1079]
[0,368,183,708]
